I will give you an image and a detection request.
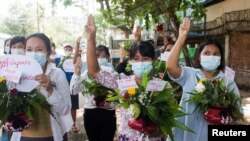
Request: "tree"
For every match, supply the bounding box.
[53,0,206,66]
[0,1,38,36]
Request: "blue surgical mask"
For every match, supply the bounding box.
[200,56,221,71]
[98,58,108,66]
[131,62,153,77]
[26,52,47,66]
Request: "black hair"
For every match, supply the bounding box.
[26,33,52,56]
[129,40,155,60]
[10,36,26,48]
[96,45,110,58]
[194,38,225,70]
[4,38,12,46]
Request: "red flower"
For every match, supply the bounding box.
[211,80,217,87]
[10,88,18,95]
[123,93,129,99]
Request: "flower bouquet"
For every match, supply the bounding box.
[82,77,116,108]
[0,77,51,132]
[187,78,244,125]
[106,73,192,140]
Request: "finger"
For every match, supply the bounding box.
[35,75,42,80]
[186,18,191,30]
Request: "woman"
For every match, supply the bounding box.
[166,18,241,141]
[10,36,26,55]
[20,33,72,141]
[84,15,164,141]
[71,44,115,141]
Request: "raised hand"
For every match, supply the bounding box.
[74,56,82,76]
[179,17,191,38]
[73,36,82,64]
[85,15,96,41]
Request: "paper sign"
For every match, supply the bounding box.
[0,55,43,92]
[10,132,21,141]
[116,78,138,91]
[160,52,170,61]
[225,66,235,81]
[4,69,22,83]
[146,80,167,91]
[63,59,74,72]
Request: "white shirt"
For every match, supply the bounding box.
[39,63,73,141]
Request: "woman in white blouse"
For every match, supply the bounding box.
[19,33,73,141]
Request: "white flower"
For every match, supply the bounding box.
[195,82,206,93]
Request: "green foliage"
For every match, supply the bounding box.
[187,78,244,123]
[106,67,192,140]
[0,78,52,126]
[81,76,116,97]
[0,1,38,36]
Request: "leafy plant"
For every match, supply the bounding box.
[0,77,52,131]
[187,78,244,123]
[106,72,192,140]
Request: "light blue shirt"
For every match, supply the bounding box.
[167,67,240,141]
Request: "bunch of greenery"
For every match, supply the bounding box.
[106,72,192,140]
[0,77,51,131]
[187,78,244,123]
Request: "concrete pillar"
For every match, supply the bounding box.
[225,34,230,66]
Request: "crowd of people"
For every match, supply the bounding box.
[0,15,243,141]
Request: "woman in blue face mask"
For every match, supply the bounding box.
[167,18,241,141]
[81,15,165,141]
[20,33,72,141]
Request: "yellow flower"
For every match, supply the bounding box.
[199,78,208,84]
[127,87,136,96]
[0,77,5,83]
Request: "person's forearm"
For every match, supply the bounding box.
[168,35,187,68]
[87,37,100,78]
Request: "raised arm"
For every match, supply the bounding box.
[167,18,190,78]
[85,15,100,78]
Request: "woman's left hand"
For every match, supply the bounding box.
[35,74,53,96]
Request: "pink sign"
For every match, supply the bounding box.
[146,80,167,92]
[0,55,43,92]
[116,78,138,91]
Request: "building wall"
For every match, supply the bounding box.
[206,0,250,21]
[229,32,250,90]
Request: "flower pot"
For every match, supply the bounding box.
[204,107,232,125]
[128,117,157,133]
[4,113,32,132]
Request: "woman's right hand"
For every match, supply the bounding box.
[85,15,96,41]
[179,17,191,38]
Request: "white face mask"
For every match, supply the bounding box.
[64,51,72,57]
[98,58,108,66]
[200,55,221,71]
[11,48,25,55]
[4,46,10,54]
